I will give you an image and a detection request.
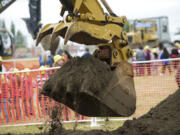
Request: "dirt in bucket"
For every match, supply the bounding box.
[41,56,135,117]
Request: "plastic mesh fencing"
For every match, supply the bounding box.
[0,58,179,125]
[132,58,179,117]
[0,68,88,125]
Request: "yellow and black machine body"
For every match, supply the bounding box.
[36,0,136,117]
[0,29,14,59]
[127,19,158,48]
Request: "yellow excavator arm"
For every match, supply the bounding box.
[36,0,132,65]
[37,0,136,117]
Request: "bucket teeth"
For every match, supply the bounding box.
[50,22,70,48]
[37,21,112,48]
[64,23,77,45]
[36,23,58,46]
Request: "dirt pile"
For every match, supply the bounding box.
[42,56,136,117]
[112,89,180,135]
[63,89,180,135]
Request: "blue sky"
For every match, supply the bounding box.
[0,0,180,46]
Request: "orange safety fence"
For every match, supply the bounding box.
[0,68,88,125]
[132,58,179,118]
[3,58,40,71]
[0,58,180,125]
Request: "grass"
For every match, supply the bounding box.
[0,121,125,135]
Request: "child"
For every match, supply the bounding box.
[152,49,159,75]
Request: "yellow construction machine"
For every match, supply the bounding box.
[36,0,136,117]
[127,19,159,48]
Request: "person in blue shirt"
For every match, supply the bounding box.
[82,48,92,57]
[160,47,171,75]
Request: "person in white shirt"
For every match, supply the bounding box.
[0,56,6,72]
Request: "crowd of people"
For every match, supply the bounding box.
[39,48,92,68]
[133,43,180,76]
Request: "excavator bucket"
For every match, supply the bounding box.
[36,0,136,117]
[41,56,136,117]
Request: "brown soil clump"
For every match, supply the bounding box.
[42,56,136,117]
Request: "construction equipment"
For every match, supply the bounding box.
[127,16,172,48]
[127,19,158,48]
[0,29,13,59]
[36,0,136,117]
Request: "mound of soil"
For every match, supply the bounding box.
[112,89,180,135]
[62,89,180,135]
[42,56,135,117]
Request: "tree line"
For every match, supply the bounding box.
[0,19,27,49]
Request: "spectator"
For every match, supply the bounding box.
[82,48,91,57]
[62,50,72,62]
[46,51,54,67]
[144,45,151,76]
[39,52,48,66]
[158,42,164,59]
[0,56,6,72]
[22,68,33,116]
[53,55,65,67]
[171,44,179,69]
[39,55,44,66]
[136,46,145,76]
[132,51,138,76]
[37,66,47,94]
[37,66,48,115]
[151,49,159,75]
[160,47,171,75]
[9,68,21,120]
[175,43,180,54]
[0,74,10,122]
[132,51,136,62]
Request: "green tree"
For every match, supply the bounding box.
[15,30,27,46]
[10,22,16,36]
[0,20,6,29]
